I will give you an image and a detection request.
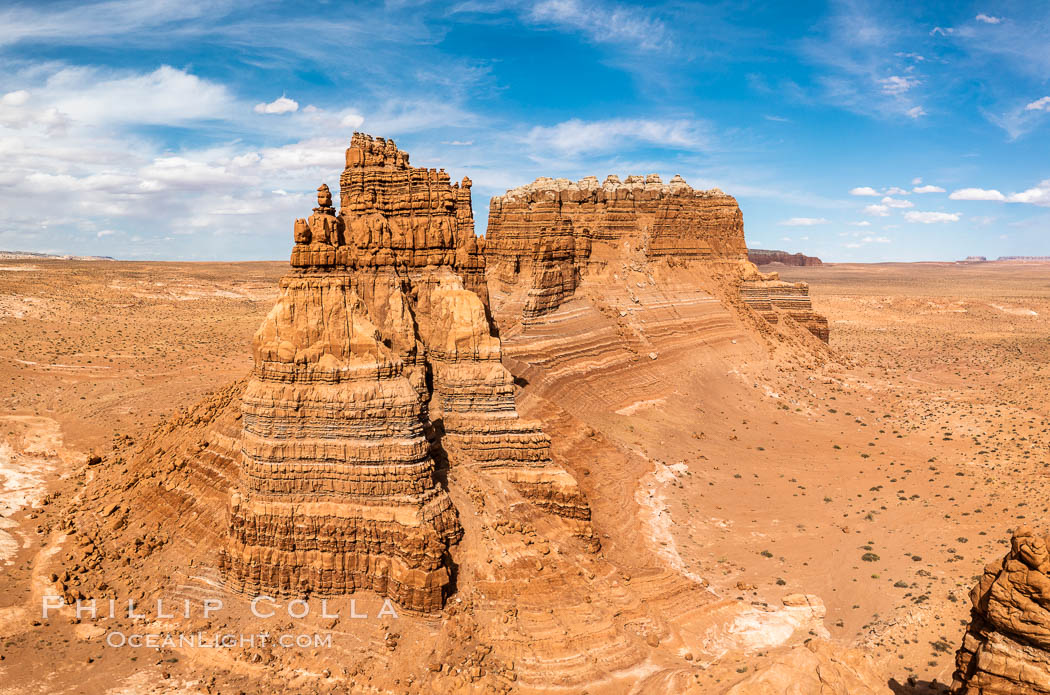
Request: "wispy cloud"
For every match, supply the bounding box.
[779,217,828,226]
[913,184,944,193]
[975,13,1002,25]
[905,211,960,223]
[799,3,933,121]
[527,0,671,51]
[0,0,236,48]
[524,117,709,156]
[1026,96,1050,112]
[879,75,919,95]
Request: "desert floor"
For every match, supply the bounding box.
[1,259,1048,692]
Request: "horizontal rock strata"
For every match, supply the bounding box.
[485,174,829,342]
[222,134,594,610]
[740,278,830,342]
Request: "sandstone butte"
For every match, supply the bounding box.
[220,134,598,611]
[950,528,1050,694]
[485,174,829,342]
[63,133,887,693]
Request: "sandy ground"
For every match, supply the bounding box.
[0,258,1047,692]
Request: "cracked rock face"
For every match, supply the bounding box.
[221,133,594,611]
[951,528,1050,694]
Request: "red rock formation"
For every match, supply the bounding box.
[951,528,1050,694]
[740,277,830,342]
[485,174,829,342]
[222,134,594,611]
[748,248,823,266]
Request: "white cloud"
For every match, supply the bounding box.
[930,27,954,36]
[850,186,879,196]
[913,184,945,193]
[1007,180,1050,206]
[950,187,1006,201]
[139,156,240,191]
[864,204,890,216]
[884,186,908,195]
[339,112,364,128]
[862,235,891,243]
[525,118,708,155]
[850,220,872,226]
[881,196,914,208]
[976,13,1002,24]
[252,137,346,172]
[905,211,961,223]
[45,65,236,127]
[906,106,926,118]
[878,75,919,95]
[2,90,29,106]
[1025,96,1050,112]
[254,96,299,115]
[779,217,828,226]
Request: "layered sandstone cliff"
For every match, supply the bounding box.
[739,278,830,342]
[485,174,829,342]
[951,528,1050,694]
[749,248,823,266]
[221,134,594,611]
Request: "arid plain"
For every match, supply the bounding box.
[1,257,1047,693]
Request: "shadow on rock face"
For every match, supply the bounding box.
[888,677,950,694]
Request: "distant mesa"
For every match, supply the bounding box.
[0,250,115,261]
[961,256,1050,263]
[749,248,823,266]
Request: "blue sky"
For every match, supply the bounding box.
[0,1,1048,261]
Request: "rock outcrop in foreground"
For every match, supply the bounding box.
[221,134,594,611]
[726,639,888,694]
[748,248,823,266]
[951,528,1050,694]
[485,175,829,342]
